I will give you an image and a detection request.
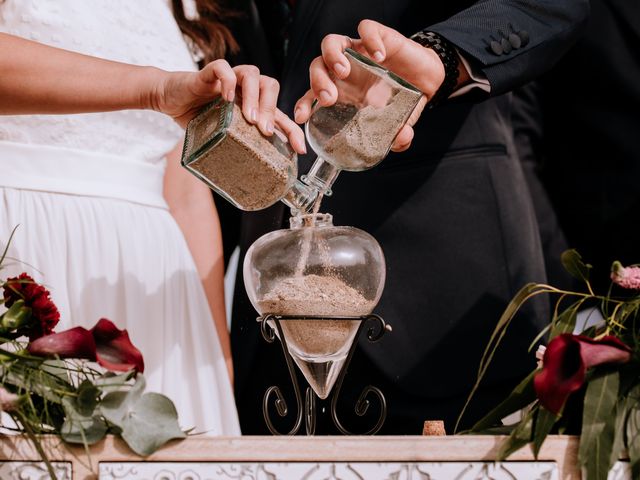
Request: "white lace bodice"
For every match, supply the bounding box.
[0,0,197,164]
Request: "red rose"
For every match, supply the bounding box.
[27,318,145,373]
[534,334,632,414]
[3,273,60,340]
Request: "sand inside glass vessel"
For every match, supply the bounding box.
[244,213,385,398]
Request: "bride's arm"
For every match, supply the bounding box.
[0,32,306,151]
[0,33,169,114]
[163,143,234,385]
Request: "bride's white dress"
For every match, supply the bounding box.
[0,0,240,435]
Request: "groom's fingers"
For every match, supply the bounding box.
[390,125,414,152]
[309,56,338,107]
[294,89,315,124]
[357,20,387,62]
[320,34,353,78]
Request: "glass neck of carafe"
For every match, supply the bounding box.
[289,212,334,229]
[281,157,340,214]
[281,178,318,214]
[300,157,340,197]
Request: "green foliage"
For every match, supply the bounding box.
[532,407,558,458]
[497,406,534,460]
[469,370,536,433]
[463,250,640,479]
[579,369,619,479]
[0,236,187,480]
[561,249,592,284]
[100,375,185,456]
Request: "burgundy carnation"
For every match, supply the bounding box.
[3,273,60,340]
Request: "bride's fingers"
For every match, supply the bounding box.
[275,109,307,155]
[257,75,280,136]
[203,59,237,102]
[233,65,261,125]
[294,89,316,124]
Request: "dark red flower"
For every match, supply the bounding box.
[27,318,144,373]
[26,326,97,360]
[3,273,60,340]
[91,318,144,373]
[534,334,632,414]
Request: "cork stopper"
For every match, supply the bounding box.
[422,420,446,436]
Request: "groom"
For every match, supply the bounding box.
[228,0,589,434]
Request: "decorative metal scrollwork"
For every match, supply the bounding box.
[257,313,389,436]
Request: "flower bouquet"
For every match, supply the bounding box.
[0,237,185,479]
[459,250,639,480]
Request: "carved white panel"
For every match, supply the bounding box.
[99,461,559,480]
[0,461,71,479]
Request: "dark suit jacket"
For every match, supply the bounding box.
[514,0,640,292]
[230,0,589,434]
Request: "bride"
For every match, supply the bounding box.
[0,0,305,435]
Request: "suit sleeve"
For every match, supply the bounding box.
[426,0,589,95]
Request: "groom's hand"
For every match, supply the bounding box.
[295,20,467,152]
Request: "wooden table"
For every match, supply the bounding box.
[0,434,630,479]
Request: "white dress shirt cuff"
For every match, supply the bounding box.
[449,52,491,98]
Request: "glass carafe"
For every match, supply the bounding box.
[302,48,423,196]
[181,98,317,211]
[243,213,386,398]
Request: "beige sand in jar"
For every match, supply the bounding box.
[187,103,293,210]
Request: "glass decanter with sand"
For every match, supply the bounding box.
[243,213,386,400]
[302,48,423,196]
[181,98,317,212]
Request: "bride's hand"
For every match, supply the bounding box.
[152,60,306,154]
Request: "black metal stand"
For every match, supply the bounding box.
[258,313,389,436]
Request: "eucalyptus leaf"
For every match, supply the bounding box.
[470,370,536,432]
[579,369,619,480]
[120,392,186,456]
[532,406,558,458]
[76,380,100,416]
[561,249,592,283]
[497,406,535,460]
[99,375,146,428]
[60,397,107,445]
[93,371,135,394]
[98,375,185,456]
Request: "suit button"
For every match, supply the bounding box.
[518,30,530,46]
[509,33,522,49]
[490,40,503,55]
[500,38,512,54]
